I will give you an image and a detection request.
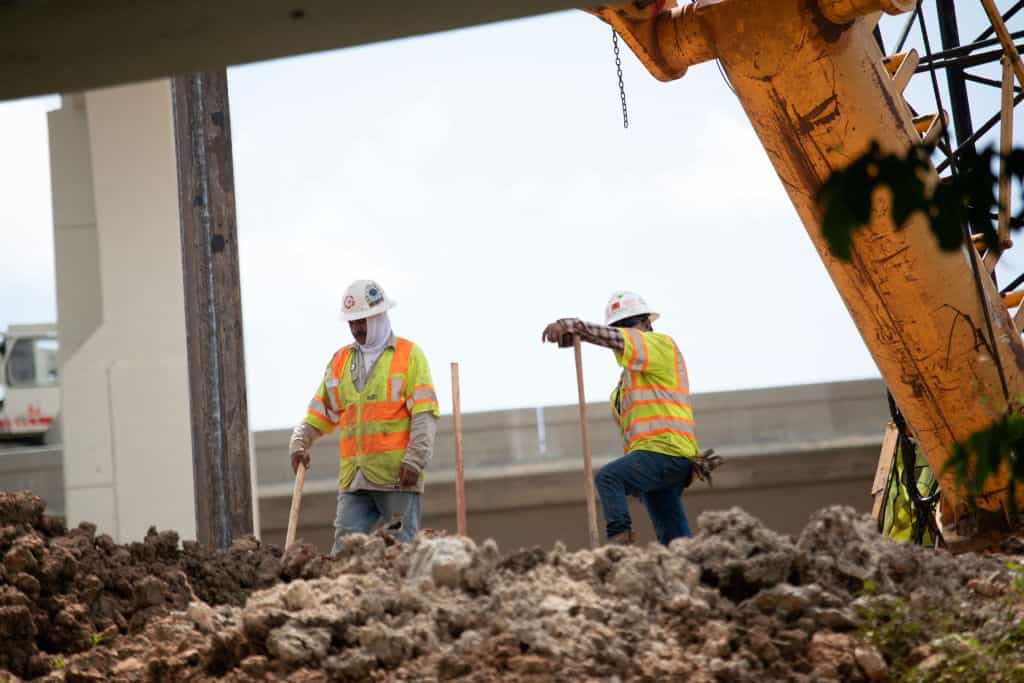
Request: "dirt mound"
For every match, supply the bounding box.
[0,491,324,680]
[9,503,1020,682]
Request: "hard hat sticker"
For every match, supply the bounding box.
[343,295,356,310]
[366,284,384,306]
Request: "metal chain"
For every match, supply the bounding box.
[612,28,629,129]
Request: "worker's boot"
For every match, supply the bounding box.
[606,530,634,546]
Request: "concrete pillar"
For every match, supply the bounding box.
[49,81,196,542]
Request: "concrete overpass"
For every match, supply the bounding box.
[0,377,888,552]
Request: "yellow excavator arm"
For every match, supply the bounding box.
[588,0,1024,546]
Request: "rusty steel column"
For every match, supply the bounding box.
[172,70,254,549]
[594,0,1024,536]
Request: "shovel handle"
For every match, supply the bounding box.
[284,463,307,551]
[574,335,600,549]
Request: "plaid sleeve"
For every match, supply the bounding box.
[404,346,441,418]
[303,361,341,434]
[560,318,626,352]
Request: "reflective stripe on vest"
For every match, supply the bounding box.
[332,338,415,488]
[612,329,697,456]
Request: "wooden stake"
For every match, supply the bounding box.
[284,464,306,551]
[871,421,900,525]
[573,335,600,549]
[451,362,467,536]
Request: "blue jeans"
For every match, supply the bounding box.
[595,450,693,545]
[331,490,420,554]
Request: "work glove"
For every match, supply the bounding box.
[290,449,310,475]
[398,462,420,489]
[690,448,724,486]
[289,423,320,475]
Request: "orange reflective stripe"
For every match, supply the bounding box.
[331,345,352,377]
[307,408,331,424]
[670,339,689,391]
[360,402,408,421]
[624,384,690,396]
[389,337,413,375]
[637,331,649,373]
[625,329,640,370]
[308,397,339,423]
[626,427,697,450]
[361,431,409,453]
[620,399,691,417]
[340,434,358,458]
[408,385,438,409]
[630,413,694,426]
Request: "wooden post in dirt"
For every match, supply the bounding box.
[573,335,600,549]
[172,70,254,549]
[451,362,467,536]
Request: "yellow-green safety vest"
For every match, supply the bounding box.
[303,337,439,489]
[610,328,698,458]
[881,439,936,544]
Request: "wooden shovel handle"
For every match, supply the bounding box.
[284,463,307,551]
[574,335,600,549]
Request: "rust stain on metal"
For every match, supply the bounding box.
[805,0,852,43]
[796,91,841,134]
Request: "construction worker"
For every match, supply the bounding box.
[542,291,709,546]
[289,279,440,552]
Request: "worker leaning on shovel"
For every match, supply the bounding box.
[289,279,440,552]
[542,291,720,546]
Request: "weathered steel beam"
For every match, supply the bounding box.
[172,71,254,549]
[0,0,577,102]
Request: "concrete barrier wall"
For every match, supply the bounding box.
[1,378,889,550]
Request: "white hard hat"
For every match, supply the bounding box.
[605,290,659,326]
[340,279,396,321]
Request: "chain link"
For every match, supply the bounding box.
[612,29,629,129]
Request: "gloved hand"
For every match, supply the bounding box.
[690,448,723,486]
[291,449,310,475]
[398,462,420,488]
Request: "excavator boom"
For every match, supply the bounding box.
[591,0,1024,545]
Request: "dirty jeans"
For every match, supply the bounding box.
[331,490,420,555]
[595,449,693,545]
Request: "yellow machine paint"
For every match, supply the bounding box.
[588,0,1024,545]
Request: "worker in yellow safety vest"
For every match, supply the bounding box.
[289,279,440,551]
[542,291,702,545]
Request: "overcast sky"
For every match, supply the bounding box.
[1,6,1020,430]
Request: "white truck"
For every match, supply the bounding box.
[0,323,59,444]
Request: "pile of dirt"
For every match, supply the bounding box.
[0,491,319,680]
[3,490,1023,682]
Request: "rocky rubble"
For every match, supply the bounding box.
[0,491,301,679]
[1,489,1023,682]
